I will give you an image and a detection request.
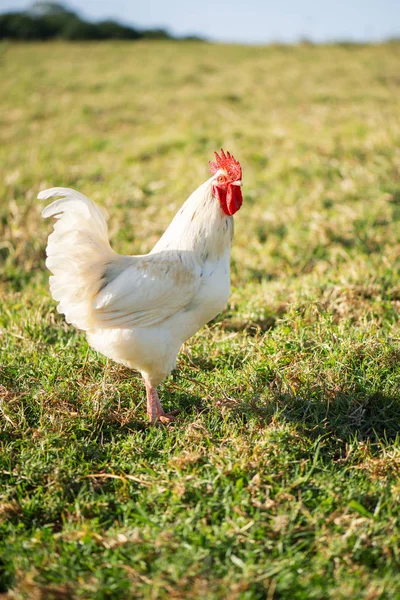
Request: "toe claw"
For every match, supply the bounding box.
[159,413,176,424]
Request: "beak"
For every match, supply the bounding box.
[231,180,242,186]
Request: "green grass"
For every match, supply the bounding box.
[1,40,400,599]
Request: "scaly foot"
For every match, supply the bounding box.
[145,380,178,424]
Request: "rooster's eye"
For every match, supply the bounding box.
[217,175,226,184]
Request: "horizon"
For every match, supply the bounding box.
[0,0,399,44]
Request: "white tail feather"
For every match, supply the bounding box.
[39,187,117,331]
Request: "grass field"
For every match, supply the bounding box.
[1,40,400,599]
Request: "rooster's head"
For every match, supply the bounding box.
[210,149,243,216]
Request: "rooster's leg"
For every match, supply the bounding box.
[144,380,174,424]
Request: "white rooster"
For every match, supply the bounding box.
[39,150,243,423]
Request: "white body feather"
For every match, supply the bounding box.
[39,178,233,386]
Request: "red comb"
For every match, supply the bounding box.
[209,149,242,181]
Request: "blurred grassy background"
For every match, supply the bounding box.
[1,41,400,599]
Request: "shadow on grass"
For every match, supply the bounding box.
[233,384,400,450]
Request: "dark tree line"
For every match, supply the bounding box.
[0,2,203,41]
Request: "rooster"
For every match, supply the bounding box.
[39,150,243,423]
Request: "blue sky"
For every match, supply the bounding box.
[1,0,399,43]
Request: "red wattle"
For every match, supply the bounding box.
[226,184,243,215]
[213,184,242,216]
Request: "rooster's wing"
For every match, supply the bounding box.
[93,251,202,328]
